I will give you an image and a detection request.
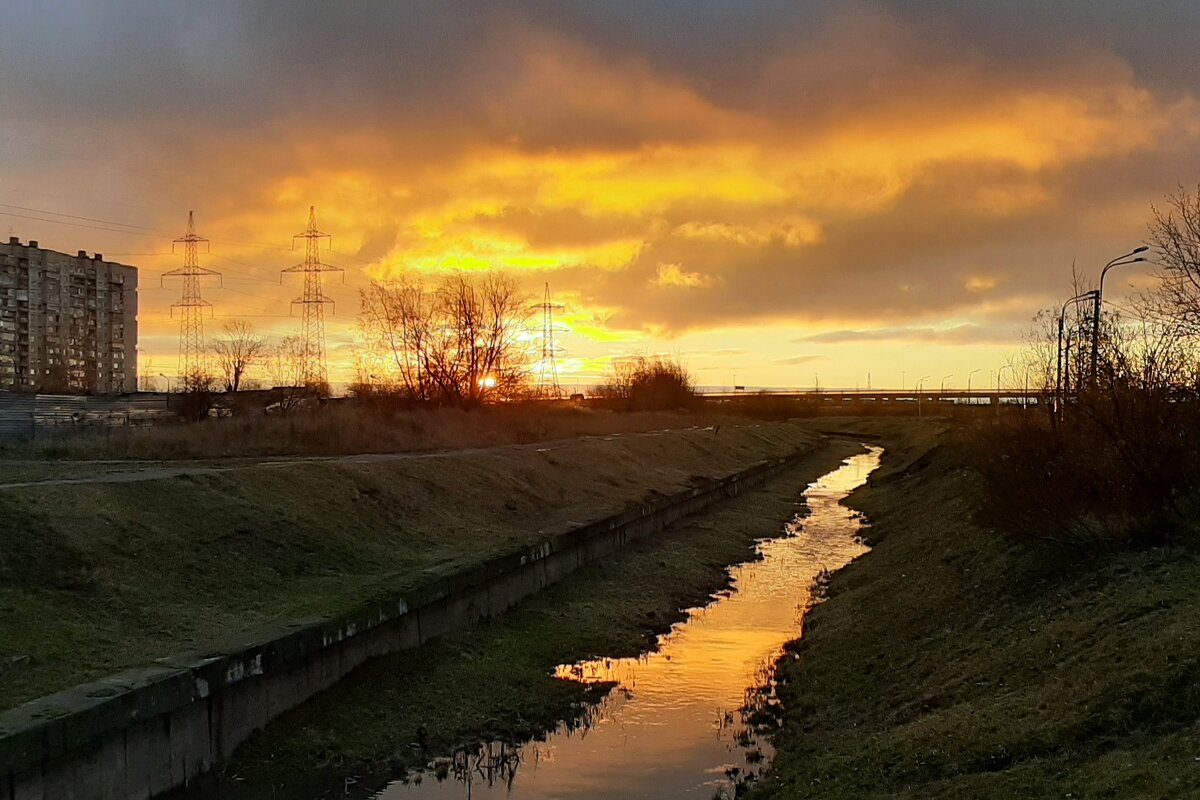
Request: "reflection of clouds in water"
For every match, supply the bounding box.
[383,446,883,800]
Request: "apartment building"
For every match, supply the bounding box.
[0,237,138,393]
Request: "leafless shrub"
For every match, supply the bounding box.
[175,370,219,422]
[263,335,311,414]
[593,355,699,412]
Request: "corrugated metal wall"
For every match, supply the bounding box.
[0,392,171,441]
[0,392,35,441]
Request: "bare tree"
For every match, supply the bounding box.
[360,276,436,399]
[263,335,308,413]
[1149,185,1200,333]
[211,320,267,393]
[360,271,533,406]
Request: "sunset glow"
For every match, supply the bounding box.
[2,2,1195,390]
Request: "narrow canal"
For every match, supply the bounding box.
[383,445,883,800]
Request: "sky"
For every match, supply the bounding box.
[2,1,1198,391]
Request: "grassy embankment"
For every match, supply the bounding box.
[179,436,863,797]
[752,418,1200,799]
[0,404,734,462]
[0,419,821,710]
[0,397,982,469]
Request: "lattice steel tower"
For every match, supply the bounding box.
[530,282,565,398]
[282,206,342,389]
[162,211,220,383]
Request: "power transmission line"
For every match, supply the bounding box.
[0,202,157,231]
[529,282,565,399]
[281,206,343,390]
[162,211,222,383]
[0,210,160,237]
[0,202,293,251]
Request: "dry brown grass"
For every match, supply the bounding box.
[2,403,733,461]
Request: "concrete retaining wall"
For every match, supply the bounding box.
[1,448,816,800]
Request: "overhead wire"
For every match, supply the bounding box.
[0,202,299,252]
[0,210,160,237]
[0,202,158,231]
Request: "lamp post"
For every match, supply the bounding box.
[940,373,953,395]
[1057,290,1098,418]
[997,363,1013,393]
[995,364,1014,414]
[1091,246,1149,380]
[916,374,931,417]
[966,368,981,405]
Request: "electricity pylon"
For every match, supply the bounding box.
[529,282,565,398]
[281,206,342,390]
[162,211,220,385]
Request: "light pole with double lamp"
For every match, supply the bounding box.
[1090,246,1149,381]
[1057,290,1099,418]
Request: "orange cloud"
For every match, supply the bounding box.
[3,3,1197,389]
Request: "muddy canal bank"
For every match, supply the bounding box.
[180,440,865,798]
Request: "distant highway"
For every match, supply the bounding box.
[699,389,1045,404]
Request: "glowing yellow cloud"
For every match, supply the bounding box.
[653,263,722,289]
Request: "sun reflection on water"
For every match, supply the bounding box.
[383,446,883,799]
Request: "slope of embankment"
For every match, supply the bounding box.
[0,421,820,711]
[202,437,862,794]
[753,419,1200,799]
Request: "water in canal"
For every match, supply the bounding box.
[382,445,883,800]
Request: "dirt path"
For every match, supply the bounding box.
[0,427,698,489]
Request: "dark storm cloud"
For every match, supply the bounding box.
[5,2,1191,128]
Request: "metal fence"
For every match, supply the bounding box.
[0,392,172,442]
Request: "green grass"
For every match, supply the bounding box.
[176,441,861,797]
[748,418,1200,799]
[0,420,821,710]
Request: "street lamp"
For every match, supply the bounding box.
[996,363,1016,412]
[1057,290,1098,417]
[916,374,931,418]
[967,368,981,394]
[997,363,1013,393]
[940,373,954,394]
[1091,246,1149,379]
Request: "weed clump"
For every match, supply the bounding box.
[967,382,1200,547]
[593,355,701,412]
